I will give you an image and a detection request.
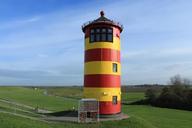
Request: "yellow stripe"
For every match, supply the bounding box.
[85,37,120,51]
[84,61,121,75]
[83,87,121,102]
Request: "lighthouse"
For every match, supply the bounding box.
[82,11,123,115]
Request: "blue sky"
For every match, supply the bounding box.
[0,0,192,85]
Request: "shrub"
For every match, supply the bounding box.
[142,75,192,111]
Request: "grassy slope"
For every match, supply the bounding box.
[47,87,82,99]
[0,87,192,128]
[0,87,77,111]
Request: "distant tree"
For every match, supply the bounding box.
[137,75,192,111]
[170,74,191,87]
[170,75,182,86]
[153,75,192,110]
[169,75,192,97]
[145,88,157,102]
[160,87,169,96]
[183,78,192,87]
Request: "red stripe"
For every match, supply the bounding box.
[85,48,120,62]
[99,101,121,115]
[113,27,120,38]
[84,74,120,87]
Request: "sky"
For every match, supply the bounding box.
[0,0,192,86]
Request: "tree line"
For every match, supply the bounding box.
[134,75,192,111]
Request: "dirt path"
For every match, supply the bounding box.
[0,110,49,123]
[0,98,52,113]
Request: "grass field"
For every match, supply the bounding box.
[46,87,83,99]
[0,87,77,111]
[0,86,192,128]
[46,86,145,102]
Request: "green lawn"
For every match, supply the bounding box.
[124,105,192,128]
[46,87,83,99]
[0,111,155,128]
[0,87,192,128]
[122,92,145,102]
[1,105,192,128]
[46,86,145,103]
[0,87,77,111]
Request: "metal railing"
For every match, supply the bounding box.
[82,19,123,30]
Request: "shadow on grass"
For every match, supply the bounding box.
[44,110,78,117]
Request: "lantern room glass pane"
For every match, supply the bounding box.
[90,34,95,42]
[101,33,106,41]
[102,28,106,33]
[96,28,100,33]
[107,34,113,42]
[108,28,112,33]
[90,29,94,33]
[96,34,100,41]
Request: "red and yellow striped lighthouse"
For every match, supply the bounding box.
[82,11,123,115]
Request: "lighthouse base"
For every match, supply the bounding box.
[44,110,129,123]
[99,112,122,118]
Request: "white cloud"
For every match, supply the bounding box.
[37,54,48,58]
[0,16,41,30]
[122,46,192,61]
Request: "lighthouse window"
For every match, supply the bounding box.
[112,63,118,72]
[112,96,118,105]
[90,28,113,42]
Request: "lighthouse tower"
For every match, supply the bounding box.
[82,11,123,115]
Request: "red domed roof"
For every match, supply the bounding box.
[82,11,123,33]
